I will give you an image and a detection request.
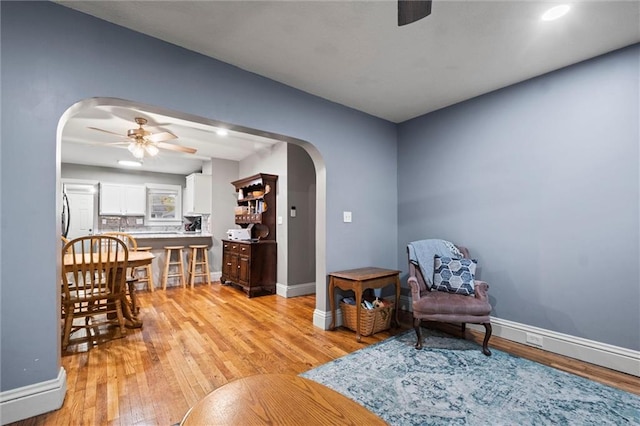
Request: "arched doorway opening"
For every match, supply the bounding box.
[57,97,328,326]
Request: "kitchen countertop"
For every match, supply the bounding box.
[128,232,213,239]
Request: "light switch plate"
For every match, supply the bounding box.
[277,216,283,225]
[343,211,352,223]
[136,218,144,225]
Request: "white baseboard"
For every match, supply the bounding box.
[0,367,67,425]
[210,271,222,282]
[276,282,316,298]
[398,294,639,376]
[314,308,339,330]
[467,318,640,377]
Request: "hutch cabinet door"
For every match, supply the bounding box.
[238,255,250,285]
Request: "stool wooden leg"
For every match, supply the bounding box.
[203,249,212,285]
[189,247,197,289]
[162,248,170,290]
[178,249,186,289]
[146,263,154,292]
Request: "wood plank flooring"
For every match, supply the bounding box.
[12,282,639,425]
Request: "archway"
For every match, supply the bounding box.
[57,97,329,327]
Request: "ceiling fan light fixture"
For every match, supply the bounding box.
[131,144,145,159]
[541,5,570,21]
[145,144,159,156]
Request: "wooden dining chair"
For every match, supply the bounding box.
[103,231,138,252]
[103,232,141,313]
[61,235,129,351]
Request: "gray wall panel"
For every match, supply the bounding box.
[1,2,397,392]
[397,44,640,350]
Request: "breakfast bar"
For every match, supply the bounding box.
[126,232,214,288]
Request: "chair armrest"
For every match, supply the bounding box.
[474,280,489,301]
[408,276,423,301]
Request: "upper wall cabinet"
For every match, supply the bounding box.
[184,173,212,215]
[99,183,146,216]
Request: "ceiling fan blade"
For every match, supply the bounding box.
[146,131,177,143]
[398,0,432,26]
[88,126,127,137]
[157,142,197,154]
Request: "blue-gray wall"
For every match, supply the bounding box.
[398,44,639,351]
[0,1,397,392]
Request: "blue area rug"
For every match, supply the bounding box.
[301,329,640,425]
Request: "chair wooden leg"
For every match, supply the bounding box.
[62,306,74,350]
[482,322,492,356]
[413,317,423,350]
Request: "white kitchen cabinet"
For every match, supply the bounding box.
[99,183,146,216]
[184,173,212,214]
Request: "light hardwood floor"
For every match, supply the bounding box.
[12,282,639,425]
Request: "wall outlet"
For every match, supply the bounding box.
[526,332,544,347]
[343,211,352,223]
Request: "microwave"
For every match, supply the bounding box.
[227,228,251,241]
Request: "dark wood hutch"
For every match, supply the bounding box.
[221,173,278,297]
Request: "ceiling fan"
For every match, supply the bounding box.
[398,0,432,26]
[88,117,197,160]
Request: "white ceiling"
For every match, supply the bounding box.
[62,104,280,175]
[58,0,640,174]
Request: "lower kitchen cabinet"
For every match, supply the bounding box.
[221,239,276,297]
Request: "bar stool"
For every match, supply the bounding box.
[134,246,154,292]
[188,245,212,288]
[162,246,186,290]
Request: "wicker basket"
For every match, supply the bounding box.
[340,301,394,336]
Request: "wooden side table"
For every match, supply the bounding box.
[329,267,401,341]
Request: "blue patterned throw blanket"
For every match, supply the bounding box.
[407,239,462,285]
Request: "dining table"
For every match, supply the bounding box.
[63,250,155,328]
[180,374,386,425]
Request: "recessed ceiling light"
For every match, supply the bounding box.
[216,129,229,136]
[118,160,142,167]
[542,4,570,21]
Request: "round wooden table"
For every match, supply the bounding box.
[180,374,386,425]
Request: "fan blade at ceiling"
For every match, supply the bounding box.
[398,0,432,26]
[88,126,126,137]
[146,131,177,143]
[157,142,197,154]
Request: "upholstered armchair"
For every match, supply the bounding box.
[407,243,492,356]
